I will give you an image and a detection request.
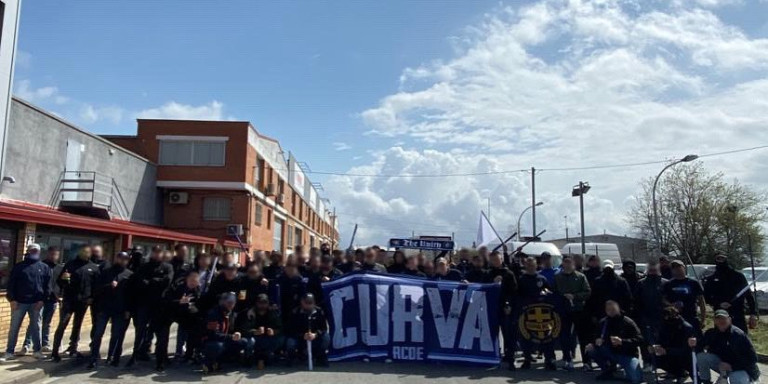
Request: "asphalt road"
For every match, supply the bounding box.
[32,359,768,384]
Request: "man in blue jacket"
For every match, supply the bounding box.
[693,309,759,384]
[2,244,51,362]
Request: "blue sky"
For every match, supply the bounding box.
[15,0,496,174]
[15,1,768,246]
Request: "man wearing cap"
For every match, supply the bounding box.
[51,246,98,362]
[662,260,706,331]
[88,251,133,369]
[692,309,759,384]
[653,306,697,383]
[2,244,51,362]
[592,259,633,316]
[703,253,758,334]
[22,246,61,355]
[236,293,283,369]
[286,293,329,367]
[154,269,202,371]
[202,292,249,373]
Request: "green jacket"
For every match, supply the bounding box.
[554,270,591,312]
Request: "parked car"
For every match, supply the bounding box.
[687,264,715,281]
[741,267,768,312]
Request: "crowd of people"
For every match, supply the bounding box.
[2,241,763,383]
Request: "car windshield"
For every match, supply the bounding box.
[742,269,768,282]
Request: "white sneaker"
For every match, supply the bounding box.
[41,346,52,353]
[19,346,29,356]
[384,358,393,364]
[642,365,653,373]
[0,352,16,362]
[362,358,370,362]
[33,352,45,360]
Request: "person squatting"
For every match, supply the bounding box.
[2,242,762,383]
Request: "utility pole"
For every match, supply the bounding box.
[531,167,537,238]
[487,197,491,221]
[572,182,591,257]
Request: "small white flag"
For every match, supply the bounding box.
[476,211,497,248]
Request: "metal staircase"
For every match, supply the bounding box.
[48,171,131,220]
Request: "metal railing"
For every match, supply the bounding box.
[49,171,131,220]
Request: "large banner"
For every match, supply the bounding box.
[322,272,501,365]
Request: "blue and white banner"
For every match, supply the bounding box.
[321,272,501,365]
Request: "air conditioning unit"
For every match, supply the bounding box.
[265,183,276,196]
[276,194,285,205]
[169,191,189,205]
[226,224,244,236]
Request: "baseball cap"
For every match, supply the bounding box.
[714,309,730,319]
[116,251,131,259]
[602,259,615,269]
[219,292,237,304]
[26,243,41,252]
[255,293,269,304]
[670,260,685,268]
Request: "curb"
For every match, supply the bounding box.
[5,329,177,384]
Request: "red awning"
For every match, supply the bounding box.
[0,200,219,245]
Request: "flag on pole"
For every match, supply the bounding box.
[476,210,503,247]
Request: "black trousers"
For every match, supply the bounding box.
[51,300,88,355]
[153,317,173,365]
[656,353,692,378]
[573,310,594,363]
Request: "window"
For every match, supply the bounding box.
[273,218,284,252]
[254,158,264,187]
[0,227,18,290]
[294,226,302,247]
[159,141,225,166]
[286,225,293,249]
[254,203,263,226]
[203,197,231,221]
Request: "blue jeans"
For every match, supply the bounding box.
[6,302,42,353]
[696,352,755,384]
[589,345,643,384]
[90,311,129,362]
[24,301,56,349]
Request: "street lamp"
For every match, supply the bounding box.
[651,154,698,254]
[572,182,591,257]
[517,202,544,241]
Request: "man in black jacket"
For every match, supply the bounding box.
[633,261,668,372]
[592,260,633,316]
[51,246,98,362]
[307,255,343,304]
[88,251,133,369]
[154,270,201,371]
[652,306,696,383]
[126,245,174,366]
[286,293,329,367]
[202,292,248,373]
[432,257,462,281]
[236,294,283,369]
[3,244,51,361]
[487,250,518,370]
[517,256,555,370]
[586,300,643,384]
[703,253,758,334]
[693,309,760,384]
[236,263,269,314]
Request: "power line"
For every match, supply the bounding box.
[298,144,768,178]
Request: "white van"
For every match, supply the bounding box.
[560,242,621,266]
[510,241,564,268]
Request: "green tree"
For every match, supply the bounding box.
[628,163,766,268]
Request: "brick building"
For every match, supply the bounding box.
[105,120,339,262]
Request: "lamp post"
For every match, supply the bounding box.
[651,154,698,254]
[572,182,591,257]
[517,202,544,241]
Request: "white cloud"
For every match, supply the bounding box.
[136,100,225,120]
[330,0,768,246]
[80,104,124,124]
[15,80,67,104]
[332,142,352,151]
